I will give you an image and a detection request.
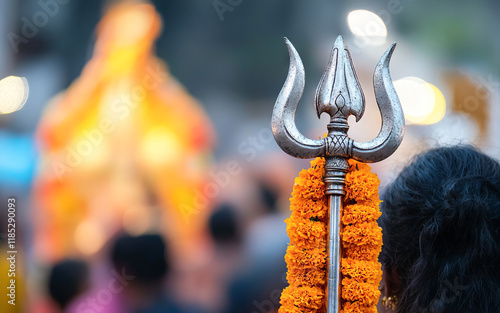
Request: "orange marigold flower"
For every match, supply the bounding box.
[292,176,325,200]
[290,197,328,221]
[342,204,381,225]
[278,304,308,313]
[279,303,325,313]
[286,216,327,248]
[291,158,326,201]
[285,245,327,270]
[309,157,326,173]
[356,198,382,209]
[342,221,382,246]
[348,159,372,173]
[280,285,325,311]
[287,267,327,287]
[281,157,383,313]
[343,243,382,262]
[341,278,380,306]
[341,258,382,284]
[341,301,377,313]
[344,170,380,203]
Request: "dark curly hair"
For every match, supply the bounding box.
[380,146,500,313]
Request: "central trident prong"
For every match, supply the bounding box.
[272,35,405,313]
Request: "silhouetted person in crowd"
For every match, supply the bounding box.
[111,234,172,313]
[111,234,168,289]
[48,259,90,311]
[209,203,242,246]
[197,203,244,313]
[65,234,202,313]
[224,182,287,313]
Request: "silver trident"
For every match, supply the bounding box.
[272,36,405,313]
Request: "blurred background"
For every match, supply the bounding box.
[0,0,499,312]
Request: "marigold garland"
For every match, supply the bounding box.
[279,158,383,313]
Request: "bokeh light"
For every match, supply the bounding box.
[347,10,387,45]
[123,207,152,236]
[394,77,446,125]
[0,76,29,114]
[140,126,183,165]
[421,83,446,125]
[74,220,106,255]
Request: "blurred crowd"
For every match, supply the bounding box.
[43,171,291,313]
[1,1,500,313]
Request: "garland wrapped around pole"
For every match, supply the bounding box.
[279,158,382,313]
[341,160,382,312]
[271,35,404,312]
[280,157,328,312]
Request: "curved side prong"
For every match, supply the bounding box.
[272,38,325,159]
[352,43,405,162]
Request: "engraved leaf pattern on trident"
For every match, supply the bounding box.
[271,36,405,313]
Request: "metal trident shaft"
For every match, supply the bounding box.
[272,36,405,313]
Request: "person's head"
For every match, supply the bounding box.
[208,203,241,246]
[379,145,500,312]
[48,259,89,309]
[111,234,168,287]
[258,181,279,214]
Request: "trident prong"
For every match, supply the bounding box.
[272,35,405,313]
[271,37,325,159]
[352,42,405,162]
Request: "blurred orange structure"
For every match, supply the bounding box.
[33,2,215,261]
[446,71,490,144]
